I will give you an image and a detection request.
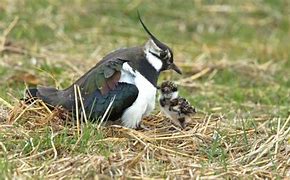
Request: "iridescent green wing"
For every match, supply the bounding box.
[77,58,128,95]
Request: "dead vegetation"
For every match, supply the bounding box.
[0,99,288,179]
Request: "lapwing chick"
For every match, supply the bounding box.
[159,81,196,129]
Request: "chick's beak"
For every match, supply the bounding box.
[170,63,182,74]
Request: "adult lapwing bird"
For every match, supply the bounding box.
[158,81,196,128]
[25,13,182,129]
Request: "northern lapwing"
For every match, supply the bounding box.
[25,13,182,128]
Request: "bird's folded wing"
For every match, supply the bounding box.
[84,82,139,121]
[76,58,129,95]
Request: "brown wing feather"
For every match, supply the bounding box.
[100,71,121,95]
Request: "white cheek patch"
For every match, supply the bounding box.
[144,40,163,72]
[145,52,163,71]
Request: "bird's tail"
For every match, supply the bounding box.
[25,87,38,99]
[24,87,64,106]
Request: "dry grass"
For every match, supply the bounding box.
[0,100,288,179]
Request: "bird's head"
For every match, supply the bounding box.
[138,12,182,74]
[159,81,179,100]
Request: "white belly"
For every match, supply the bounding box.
[119,63,157,128]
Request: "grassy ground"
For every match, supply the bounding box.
[0,0,289,179]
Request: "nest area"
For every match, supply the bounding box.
[1,100,289,179]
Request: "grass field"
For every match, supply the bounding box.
[0,0,289,179]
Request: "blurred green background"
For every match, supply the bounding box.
[0,0,289,117]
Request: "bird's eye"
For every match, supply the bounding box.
[160,51,167,59]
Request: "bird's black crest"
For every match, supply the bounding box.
[137,10,168,50]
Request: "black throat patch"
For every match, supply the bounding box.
[129,55,160,88]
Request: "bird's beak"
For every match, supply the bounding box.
[170,63,182,74]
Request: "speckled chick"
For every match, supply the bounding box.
[159,81,196,128]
